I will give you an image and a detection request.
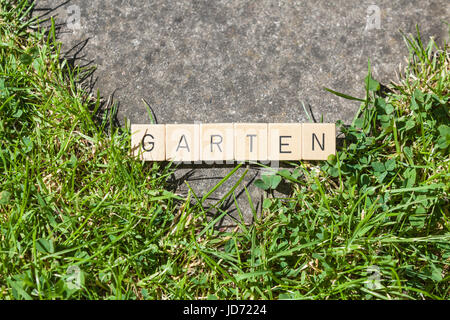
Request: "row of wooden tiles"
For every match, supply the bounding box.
[131,123,335,161]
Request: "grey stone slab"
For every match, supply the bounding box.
[33,0,449,224]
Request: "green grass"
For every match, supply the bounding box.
[0,1,449,299]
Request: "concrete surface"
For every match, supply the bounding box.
[32,0,449,225]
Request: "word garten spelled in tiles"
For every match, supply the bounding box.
[131,123,335,162]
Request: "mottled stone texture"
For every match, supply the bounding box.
[33,0,449,223]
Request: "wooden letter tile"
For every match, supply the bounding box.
[200,123,234,162]
[301,123,336,160]
[166,124,200,162]
[268,123,302,161]
[131,124,166,161]
[234,123,268,161]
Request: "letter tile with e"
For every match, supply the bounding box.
[268,123,302,161]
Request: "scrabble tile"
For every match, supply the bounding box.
[200,123,234,162]
[166,124,200,162]
[268,123,302,161]
[131,124,166,161]
[234,123,268,161]
[301,123,336,160]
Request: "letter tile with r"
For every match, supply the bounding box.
[200,123,234,162]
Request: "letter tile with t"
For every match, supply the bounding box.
[234,123,268,161]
